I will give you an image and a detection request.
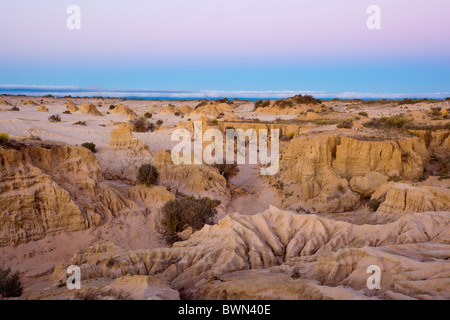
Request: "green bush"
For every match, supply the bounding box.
[81,142,96,153]
[144,112,152,118]
[63,110,71,114]
[358,111,368,117]
[136,164,159,186]
[160,197,220,236]
[337,120,353,129]
[48,114,61,123]
[156,120,163,126]
[211,118,219,125]
[0,266,23,298]
[0,132,9,146]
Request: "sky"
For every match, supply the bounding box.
[0,0,449,98]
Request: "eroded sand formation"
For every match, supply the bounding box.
[0,95,449,300]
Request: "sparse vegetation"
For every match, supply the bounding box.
[0,265,23,298]
[48,114,61,123]
[363,116,409,129]
[280,132,295,141]
[0,132,9,146]
[358,111,368,117]
[291,268,301,279]
[337,120,353,129]
[63,110,71,114]
[136,164,159,186]
[106,256,115,268]
[10,106,20,111]
[130,117,155,132]
[160,197,221,238]
[73,121,87,126]
[211,118,219,125]
[254,100,270,109]
[388,175,401,182]
[368,198,383,212]
[213,163,240,181]
[81,142,96,153]
[144,112,152,118]
[74,288,131,300]
[156,120,163,127]
[109,105,116,110]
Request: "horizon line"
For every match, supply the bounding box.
[1,84,449,100]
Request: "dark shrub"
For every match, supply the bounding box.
[144,112,152,118]
[130,118,155,132]
[156,120,163,126]
[0,132,9,146]
[0,266,23,298]
[10,106,20,111]
[368,199,383,212]
[48,114,61,123]
[63,110,71,114]
[73,121,87,126]
[109,105,116,110]
[136,164,159,186]
[358,111,368,117]
[213,163,239,180]
[160,197,221,236]
[337,120,353,129]
[81,142,96,153]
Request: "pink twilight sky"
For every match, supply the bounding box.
[0,0,449,95]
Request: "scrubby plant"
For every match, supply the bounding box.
[211,118,219,125]
[213,163,239,181]
[291,268,300,279]
[160,197,220,237]
[156,120,163,127]
[144,112,152,118]
[81,142,96,153]
[280,132,295,141]
[109,105,116,110]
[63,110,71,114]
[74,288,131,300]
[0,132,9,146]
[10,106,20,111]
[0,265,23,298]
[48,114,61,123]
[174,112,180,116]
[254,100,270,109]
[388,175,401,182]
[106,256,115,268]
[130,117,155,132]
[73,121,87,126]
[368,199,383,212]
[337,120,353,129]
[136,164,159,186]
[363,115,409,129]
